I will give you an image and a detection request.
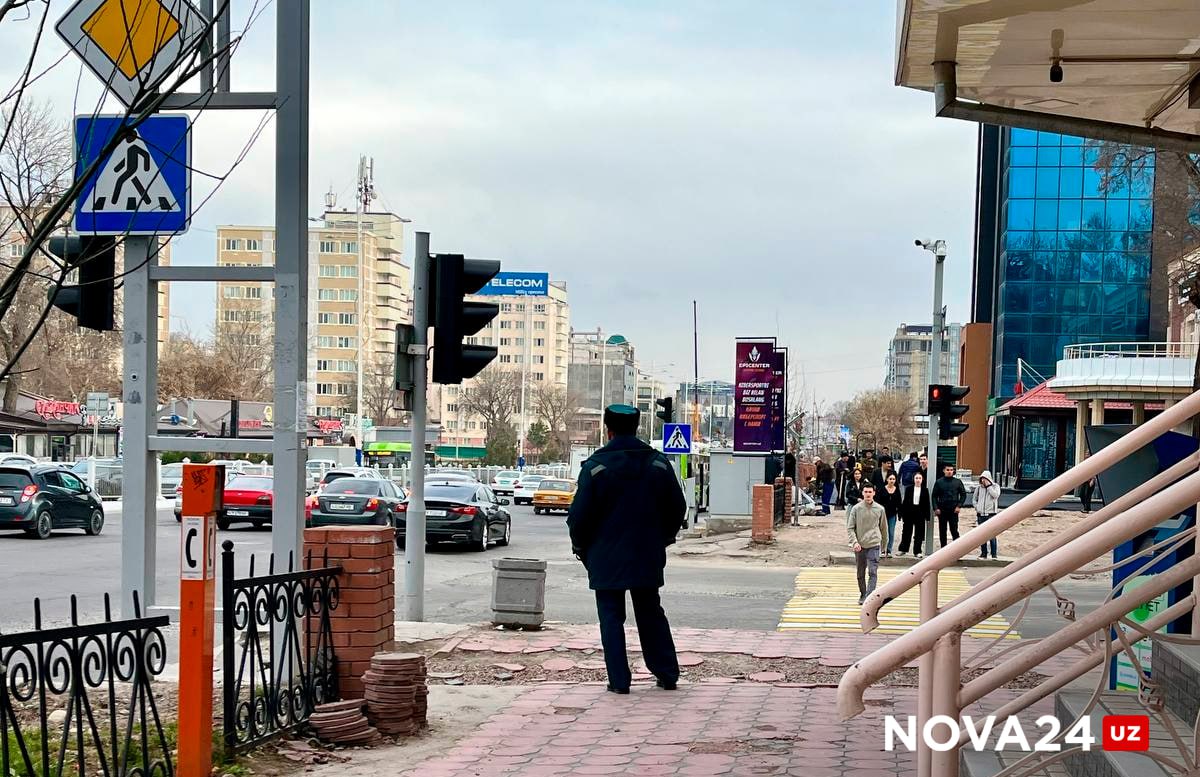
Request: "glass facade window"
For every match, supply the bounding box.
[994,129,1154,396]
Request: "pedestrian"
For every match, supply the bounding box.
[816,456,835,515]
[897,471,930,558]
[834,452,850,508]
[879,446,891,462]
[898,451,920,488]
[973,470,1001,559]
[784,446,798,516]
[918,452,929,483]
[932,463,967,549]
[567,404,687,695]
[846,484,887,605]
[1079,476,1096,513]
[859,450,877,483]
[871,456,895,494]
[878,472,902,558]
[844,467,866,508]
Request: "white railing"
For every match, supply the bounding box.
[1061,341,1199,360]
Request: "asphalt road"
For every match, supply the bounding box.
[0,500,798,634]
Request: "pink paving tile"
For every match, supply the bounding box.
[542,657,577,671]
[677,653,704,667]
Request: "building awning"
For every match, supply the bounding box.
[994,380,1165,414]
[896,0,1200,150]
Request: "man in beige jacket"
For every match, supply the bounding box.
[847,484,888,605]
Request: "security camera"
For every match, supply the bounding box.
[915,239,930,248]
[1049,59,1063,83]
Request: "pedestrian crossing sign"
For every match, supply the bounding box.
[73,114,191,236]
[662,423,692,454]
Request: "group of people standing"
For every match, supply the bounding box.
[841,450,1004,605]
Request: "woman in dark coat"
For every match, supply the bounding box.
[897,471,930,559]
[877,471,903,559]
[844,467,866,508]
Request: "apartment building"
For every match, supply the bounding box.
[214,210,410,419]
[437,279,570,452]
[884,322,963,435]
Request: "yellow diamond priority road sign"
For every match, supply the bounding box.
[57,0,207,107]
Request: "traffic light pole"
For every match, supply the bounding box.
[404,232,430,621]
[924,243,946,558]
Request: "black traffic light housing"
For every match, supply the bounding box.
[655,397,674,424]
[46,235,117,331]
[393,323,415,411]
[430,253,501,384]
[928,384,970,440]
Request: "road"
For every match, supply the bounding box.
[0,500,798,633]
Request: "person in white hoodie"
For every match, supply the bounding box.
[973,470,1002,559]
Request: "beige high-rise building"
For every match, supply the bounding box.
[214,211,410,419]
[437,279,570,453]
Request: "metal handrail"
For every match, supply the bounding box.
[838,468,1200,719]
[1061,341,1199,360]
[859,389,1200,634]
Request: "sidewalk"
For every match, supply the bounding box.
[280,622,1072,777]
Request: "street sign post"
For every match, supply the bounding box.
[56,0,207,108]
[663,423,692,455]
[74,114,192,235]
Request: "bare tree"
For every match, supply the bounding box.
[459,366,521,442]
[532,382,581,453]
[362,353,406,427]
[841,389,920,454]
[158,323,271,402]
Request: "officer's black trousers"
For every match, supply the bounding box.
[594,588,679,690]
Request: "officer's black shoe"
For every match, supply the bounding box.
[606,685,630,695]
[656,678,678,691]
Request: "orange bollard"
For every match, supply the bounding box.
[178,463,223,777]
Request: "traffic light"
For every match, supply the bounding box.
[393,323,415,411]
[928,384,970,440]
[655,397,674,424]
[46,236,117,331]
[430,253,501,384]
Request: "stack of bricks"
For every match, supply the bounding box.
[751,483,774,543]
[303,526,396,699]
[774,477,794,520]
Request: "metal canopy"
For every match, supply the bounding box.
[896,0,1200,149]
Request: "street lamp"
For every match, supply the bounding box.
[915,238,948,558]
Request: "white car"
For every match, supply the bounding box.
[513,475,547,505]
[1,454,39,467]
[317,467,383,492]
[491,470,521,495]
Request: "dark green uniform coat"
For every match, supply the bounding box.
[567,435,687,590]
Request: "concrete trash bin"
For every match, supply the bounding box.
[491,557,547,628]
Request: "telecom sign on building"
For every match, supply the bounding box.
[479,271,549,297]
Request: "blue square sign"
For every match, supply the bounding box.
[662,423,692,454]
[73,114,191,236]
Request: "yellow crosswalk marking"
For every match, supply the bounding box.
[777,567,1019,639]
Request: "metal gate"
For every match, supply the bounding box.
[221,541,340,754]
[0,593,173,777]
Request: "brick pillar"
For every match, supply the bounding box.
[751,484,774,543]
[303,526,396,699]
[784,477,793,518]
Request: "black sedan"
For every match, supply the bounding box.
[309,478,407,528]
[0,465,105,539]
[397,482,511,552]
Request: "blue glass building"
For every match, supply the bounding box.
[972,126,1162,485]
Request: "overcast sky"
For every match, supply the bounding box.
[3,0,979,403]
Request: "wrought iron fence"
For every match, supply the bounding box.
[773,481,786,525]
[221,541,340,755]
[0,592,172,777]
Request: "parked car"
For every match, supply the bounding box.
[160,462,183,498]
[0,465,105,539]
[309,478,407,529]
[512,474,546,505]
[219,475,274,530]
[490,470,521,495]
[306,459,339,491]
[0,454,39,467]
[174,483,183,521]
[316,467,383,492]
[533,478,576,514]
[428,468,478,482]
[398,481,510,551]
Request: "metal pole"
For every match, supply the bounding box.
[924,242,947,558]
[120,236,158,617]
[404,232,430,621]
[598,333,606,446]
[355,156,366,454]
[271,0,310,567]
[518,300,530,466]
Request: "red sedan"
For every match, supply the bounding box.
[219,476,273,530]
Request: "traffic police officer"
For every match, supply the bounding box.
[567,404,687,694]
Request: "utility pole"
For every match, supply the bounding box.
[355,155,374,455]
[404,232,430,621]
[598,331,607,446]
[517,299,531,466]
[918,239,948,558]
